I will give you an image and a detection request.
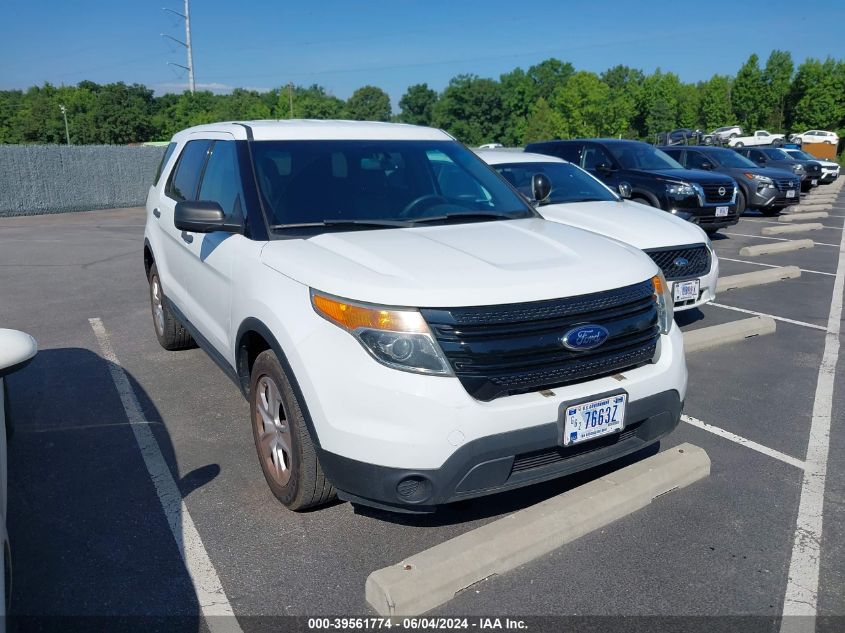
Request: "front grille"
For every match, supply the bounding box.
[511,420,645,473]
[421,281,659,402]
[701,181,735,203]
[774,177,800,200]
[645,244,710,280]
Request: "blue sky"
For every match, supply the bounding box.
[2,0,843,105]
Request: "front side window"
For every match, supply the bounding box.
[685,151,711,170]
[607,144,683,171]
[494,162,617,204]
[250,140,534,232]
[167,140,212,201]
[581,146,614,171]
[198,141,244,219]
[707,149,756,168]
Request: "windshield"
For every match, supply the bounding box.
[250,140,534,231]
[607,144,683,170]
[708,150,757,168]
[786,149,813,161]
[493,161,617,204]
[761,148,790,160]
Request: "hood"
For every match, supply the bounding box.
[537,200,708,250]
[626,167,733,184]
[260,218,658,307]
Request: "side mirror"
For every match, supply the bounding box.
[618,182,632,199]
[531,173,552,204]
[0,329,38,377]
[175,200,242,233]
[700,161,713,170]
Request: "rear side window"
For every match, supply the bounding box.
[154,143,177,186]
[662,148,684,164]
[166,140,212,201]
[198,141,244,219]
[580,145,613,170]
[685,151,710,170]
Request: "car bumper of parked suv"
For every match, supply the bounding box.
[295,316,687,512]
[644,244,718,312]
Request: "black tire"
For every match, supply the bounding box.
[632,196,654,207]
[734,142,744,148]
[761,207,782,217]
[148,262,195,351]
[729,132,738,139]
[704,227,720,235]
[735,189,747,216]
[773,138,783,148]
[249,350,336,511]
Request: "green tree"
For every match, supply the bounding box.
[432,75,503,145]
[214,88,272,121]
[761,50,793,131]
[526,58,575,101]
[698,75,733,131]
[601,65,644,137]
[550,71,610,138]
[788,58,845,132]
[522,97,559,143]
[346,85,391,121]
[677,83,700,129]
[281,84,345,120]
[397,83,437,126]
[637,70,683,138]
[732,54,767,130]
[498,68,533,145]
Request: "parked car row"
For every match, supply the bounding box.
[658,126,840,150]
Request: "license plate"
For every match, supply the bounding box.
[786,190,796,198]
[562,394,627,446]
[715,206,729,217]
[812,179,818,185]
[673,279,700,302]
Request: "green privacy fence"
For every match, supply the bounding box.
[0,144,166,217]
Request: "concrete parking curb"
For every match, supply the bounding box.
[365,443,710,616]
[761,224,824,236]
[717,266,801,291]
[683,316,777,353]
[739,240,814,256]
[784,206,830,214]
[779,212,829,222]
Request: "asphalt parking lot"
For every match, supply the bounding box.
[1,182,843,632]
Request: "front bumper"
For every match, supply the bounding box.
[323,388,683,512]
[293,308,688,510]
[670,252,719,312]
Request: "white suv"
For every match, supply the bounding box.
[477,150,719,311]
[143,120,687,513]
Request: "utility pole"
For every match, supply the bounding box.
[162,0,195,93]
[59,104,70,144]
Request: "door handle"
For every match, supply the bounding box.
[152,208,161,218]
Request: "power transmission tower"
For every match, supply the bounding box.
[162,0,195,93]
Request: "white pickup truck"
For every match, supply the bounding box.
[727,130,786,148]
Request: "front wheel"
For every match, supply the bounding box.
[735,189,746,216]
[761,207,782,217]
[249,350,336,511]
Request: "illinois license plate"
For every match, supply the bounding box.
[673,279,700,301]
[715,206,729,217]
[562,394,627,446]
[786,189,796,198]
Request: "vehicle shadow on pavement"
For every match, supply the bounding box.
[353,443,660,528]
[5,347,217,633]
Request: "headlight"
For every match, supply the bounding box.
[793,164,804,174]
[652,273,674,334]
[666,182,696,197]
[311,291,453,375]
[744,173,773,186]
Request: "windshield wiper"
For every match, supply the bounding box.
[408,211,524,225]
[270,219,412,230]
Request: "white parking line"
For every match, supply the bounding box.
[779,190,845,631]
[718,257,836,277]
[708,303,829,332]
[681,415,805,469]
[89,318,242,633]
[722,233,839,247]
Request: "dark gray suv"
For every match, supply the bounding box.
[662,146,800,216]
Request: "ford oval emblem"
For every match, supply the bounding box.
[561,324,609,351]
[674,256,690,267]
[718,186,726,196]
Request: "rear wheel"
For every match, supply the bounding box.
[761,207,782,217]
[148,263,195,350]
[249,350,336,511]
[734,142,744,148]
